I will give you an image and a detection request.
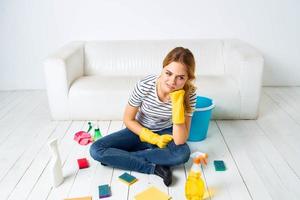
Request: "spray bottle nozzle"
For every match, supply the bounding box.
[190,151,208,165]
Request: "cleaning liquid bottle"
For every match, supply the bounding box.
[185,152,207,200]
[48,138,64,187]
[93,126,102,141]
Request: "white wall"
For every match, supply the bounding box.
[0,0,299,90]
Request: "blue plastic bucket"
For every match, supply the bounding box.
[188,96,215,141]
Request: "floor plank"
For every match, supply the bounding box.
[168,165,186,200]
[257,93,300,178]
[26,121,72,200]
[106,121,129,200]
[0,93,51,183]
[217,120,295,200]
[88,121,112,200]
[66,121,95,198]
[0,91,20,116]
[0,91,14,103]
[0,91,44,144]
[189,121,252,200]
[264,87,300,124]
[6,121,70,200]
[45,121,86,200]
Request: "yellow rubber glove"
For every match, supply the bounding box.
[170,89,185,124]
[139,127,173,148]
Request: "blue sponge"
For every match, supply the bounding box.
[98,184,111,198]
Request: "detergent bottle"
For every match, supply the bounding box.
[93,126,102,141]
[185,152,207,200]
[48,138,64,187]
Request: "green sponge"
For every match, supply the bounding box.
[118,172,137,185]
[214,160,226,171]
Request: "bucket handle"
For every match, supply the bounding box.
[194,101,215,112]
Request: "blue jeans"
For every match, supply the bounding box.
[89,127,191,174]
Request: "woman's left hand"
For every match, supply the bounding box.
[170,89,185,124]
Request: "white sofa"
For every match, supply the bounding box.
[44,39,264,120]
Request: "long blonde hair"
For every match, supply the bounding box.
[163,47,197,113]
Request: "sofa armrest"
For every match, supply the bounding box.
[223,39,264,119]
[44,41,85,119]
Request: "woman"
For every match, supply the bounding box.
[90,47,197,186]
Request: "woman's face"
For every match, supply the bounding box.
[159,61,188,93]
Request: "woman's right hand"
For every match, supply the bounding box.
[139,128,173,148]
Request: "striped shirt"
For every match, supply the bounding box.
[128,75,197,131]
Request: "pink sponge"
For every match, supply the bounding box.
[74,131,93,145]
[77,158,89,169]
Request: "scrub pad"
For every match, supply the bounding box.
[118,172,138,185]
[99,184,111,198]
[214,160,226,171]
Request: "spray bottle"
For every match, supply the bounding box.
[93,125,102,141]
[48,138,64,187]
[87,122,102,141]
[185,152,208,200]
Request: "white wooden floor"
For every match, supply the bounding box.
[0,87,300,200]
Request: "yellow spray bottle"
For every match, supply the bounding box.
[185,152,208,200]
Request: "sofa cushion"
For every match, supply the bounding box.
[68,75,240,120]
[84,40,225,77]
[68,76,142,119]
